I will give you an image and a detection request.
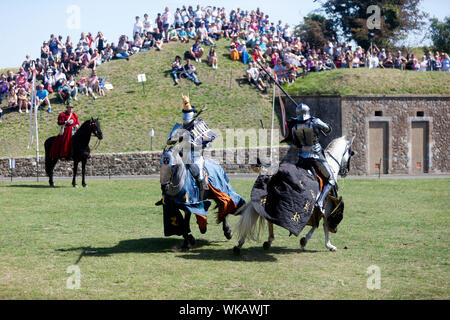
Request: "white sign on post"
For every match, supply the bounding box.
[9,158,15,169]
[150,128,154,137]
[137,74,147,82]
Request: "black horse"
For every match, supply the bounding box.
[44,118,103,188]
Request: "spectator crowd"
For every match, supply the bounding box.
[1,4,449,124]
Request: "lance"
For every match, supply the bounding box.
[253,58,299,107]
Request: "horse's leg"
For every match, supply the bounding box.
[72,160,79,188]
[222,216,233,240]
[47,158,58,187]
[300,227,316,250]
[181,211,194,251]
[323,216,337,252]
[263,222,274,250]
[81,158,87,188]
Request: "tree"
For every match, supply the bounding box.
[294,13,337,49]
[320,0,428,50]
[428,17,450,53]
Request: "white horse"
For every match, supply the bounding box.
[233,136,355,254]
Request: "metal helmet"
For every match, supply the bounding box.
[296,104,311,121]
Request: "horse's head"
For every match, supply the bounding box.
[326,136,356,178]
[160,146,185,195]
[90,117,103,140]
[339,136,356,178]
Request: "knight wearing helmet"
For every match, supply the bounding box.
[166,96,217,200]
[283,104,334,213]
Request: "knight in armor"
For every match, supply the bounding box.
[283,104,334,214]
[167,96,217,200]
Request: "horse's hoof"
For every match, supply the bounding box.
[263,242,271,250]
[300,237,307,248]
[82,184,88,188]
[199,226,207,234]
[224,228,233,240]
[187,234,196,247]
[181,246,189,252]
[327,245,338,252]
[49,183,55,188]
[233,246,241,256]
[73,184,79,188]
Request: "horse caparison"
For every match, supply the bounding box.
[44,118,103,188]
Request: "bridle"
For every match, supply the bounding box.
[90,119,102,150]
[326,143,354,178]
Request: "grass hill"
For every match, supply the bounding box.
[1,40,449,158]
[286,67,450,96]
[0,39,274,158]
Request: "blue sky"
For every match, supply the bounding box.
[0,0,447,69]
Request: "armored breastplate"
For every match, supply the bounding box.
[292,121,319,148]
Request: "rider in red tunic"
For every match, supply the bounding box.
[49,105,80,159]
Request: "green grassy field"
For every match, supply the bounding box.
[0,178,448,300]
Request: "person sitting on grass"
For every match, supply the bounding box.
[171,55,184,86]
[183,59,202,86]
[208,47,218,69]
[189,40,204,62]
[167,26,179,42]
[36,84,52,112]
[77,77,93,98]
[17,87,31,113]
[0,74,9,102]
[186,27,196,40]
[177,27,189,43]
[152,28,164,50]
[8,81,17,109]
[67,75,78,101]
[57,79,72,104]
[246,62,267,93]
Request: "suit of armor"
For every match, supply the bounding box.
[167,97,217,200]
[286,104,335,213]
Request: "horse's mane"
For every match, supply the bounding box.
[326,136,347,154]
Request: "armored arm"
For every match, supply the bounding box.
[312,118,331,135]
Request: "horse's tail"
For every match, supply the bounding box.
[234,201,265,242]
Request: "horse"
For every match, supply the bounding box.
[44,118,103,188]
[233,136,355,255]
[158,145,246,251]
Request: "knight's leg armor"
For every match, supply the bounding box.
[313,157,336,213]
[188,153,209,201]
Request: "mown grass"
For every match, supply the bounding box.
[285,68,450,96]
[0,178,448,299]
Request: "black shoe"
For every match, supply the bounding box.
[196,82,202,86]
[174,82,178,86]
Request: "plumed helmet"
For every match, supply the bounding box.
[182,95,197,125]
[296,103,311,121]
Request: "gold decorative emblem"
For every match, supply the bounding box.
[304,200,310,212]
[291,212,300,224]
[171,217,178,226]
[260,197,267,206]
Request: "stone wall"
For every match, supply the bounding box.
[0,146,291,178]
[285,95,450,175]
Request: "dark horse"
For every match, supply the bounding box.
[44,118,103,187]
